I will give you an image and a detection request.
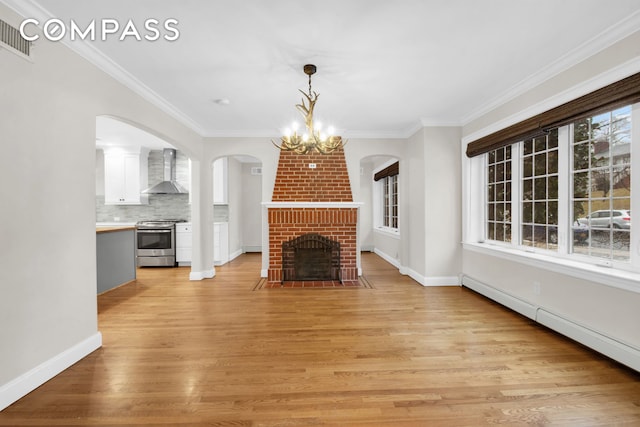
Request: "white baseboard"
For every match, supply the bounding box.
[373,248,401,268]
[404,267,459,287]
[261,269,268,278]
[374,249,458,286]
[229,249,243,262]
[0,332,102,411]
[189,269,215,281]
[461,275,640,372]
[243,246,262,253]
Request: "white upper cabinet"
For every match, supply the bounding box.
[213,157,228,204]
[104,147,149,205]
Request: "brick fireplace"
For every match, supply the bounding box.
[266,148,359,283]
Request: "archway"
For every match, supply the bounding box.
[211,154,263,266]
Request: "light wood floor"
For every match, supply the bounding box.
[2,253,639,426]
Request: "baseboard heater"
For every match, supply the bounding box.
[461,275,640,372]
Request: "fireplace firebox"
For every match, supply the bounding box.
[282,233,341,282]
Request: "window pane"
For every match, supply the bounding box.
[523,179,533,201]
[548,175,558,199]
[571,106,631,262]
[523,156,533,178]
[534,177,546,200]
[548,129,559,149]
[523,139,533,155]
[573,172,589,199]
[573,142,590,170]
[535,153,547,175]
[523,202,532,223]
[548,150,558,174]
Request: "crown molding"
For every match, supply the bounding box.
[2,0,205,136]
[461,9,640,126]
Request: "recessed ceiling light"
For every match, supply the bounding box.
[212,98,230,106]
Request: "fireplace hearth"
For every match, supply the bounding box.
[282,233,340,282]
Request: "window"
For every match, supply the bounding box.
[481,103,635,267]
[374,161,399,232]
[486,146,512,242]
[521,129,559,250]
[382,174,398,229]
[571,106,632,261]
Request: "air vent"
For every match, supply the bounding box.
[251,167,262,175]
[0,19,31,58]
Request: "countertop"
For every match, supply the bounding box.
[96,225,136,234]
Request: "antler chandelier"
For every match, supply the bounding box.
[272,64,346,154]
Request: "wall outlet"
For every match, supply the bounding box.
[308,163,316,169]
[113,216,120,222]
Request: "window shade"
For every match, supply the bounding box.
[374,161,399,181]
[465,72,640,158]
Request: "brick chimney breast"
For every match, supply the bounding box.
[267,147,359,283]
[272,148,353,202]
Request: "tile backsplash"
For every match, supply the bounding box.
[96,194,191,222]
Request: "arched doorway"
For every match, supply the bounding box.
[211,155,263,266]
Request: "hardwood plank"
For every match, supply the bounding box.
[1,252,639,426]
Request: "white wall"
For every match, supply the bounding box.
[359,160,375,251]
[400,127,462,285]
[0,4,202,410]
[227,156,243,259]
[461,30,640,362]
[241,162,263,251]
[423,127,462,282]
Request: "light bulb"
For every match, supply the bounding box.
[315,121,322,131]
[303,133,309,142]
[292,122,299,131]
[327,126,335,135]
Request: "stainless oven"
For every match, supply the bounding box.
[136,220,181,267]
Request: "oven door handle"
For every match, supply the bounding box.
[137,229,173,233]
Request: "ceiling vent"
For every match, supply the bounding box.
[0,19,31,59]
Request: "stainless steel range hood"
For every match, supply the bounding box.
[142,149,188,194]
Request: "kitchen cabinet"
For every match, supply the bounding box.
[176,222,192,265]
[175,222,228,266]
[213,222,229,265]
[104,147,149,205]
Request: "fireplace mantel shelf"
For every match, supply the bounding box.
[263,202,363,208]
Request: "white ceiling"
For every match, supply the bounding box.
[10,0,640,139]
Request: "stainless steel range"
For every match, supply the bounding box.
[135,220,185,267]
